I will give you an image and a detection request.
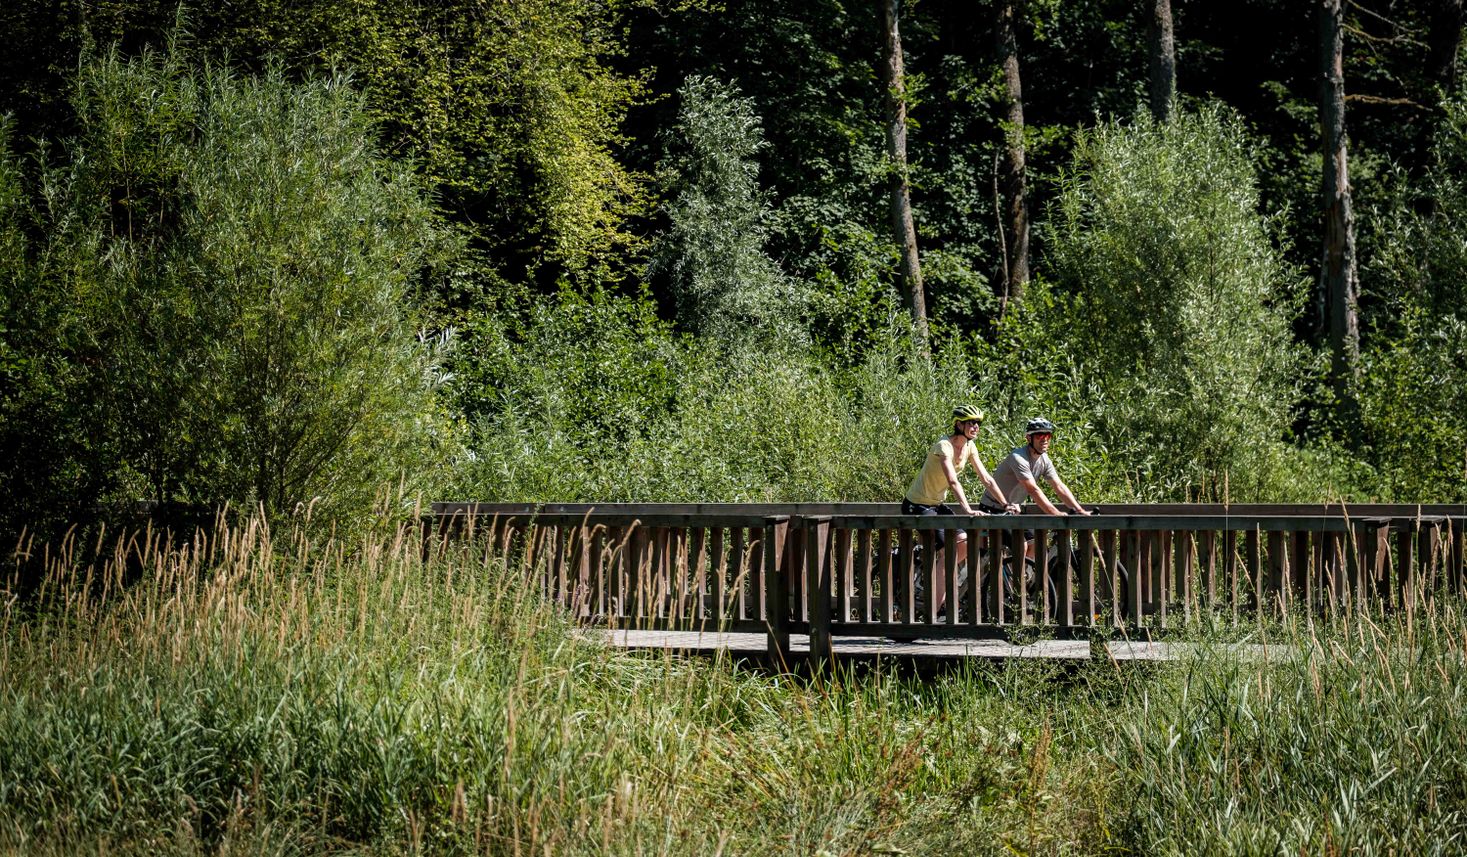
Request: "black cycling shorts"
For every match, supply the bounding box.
[978,500,1034,540]
[901,498,959,550]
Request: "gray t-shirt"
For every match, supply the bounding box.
[990,446,1058,505]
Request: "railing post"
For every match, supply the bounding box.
[764,517,791,670]
[806,517,833,666]
[1058,523,1074,628]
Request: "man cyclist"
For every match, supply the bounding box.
[902,405,1018,615]
[980,417,1093,561]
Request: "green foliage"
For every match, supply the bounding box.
[0,51,456,533]
[1357,313,1467,501]
[649,76,803,342]
[449,288,1130,505]
[1357,83,1467,501]
[216,0,656,288]
[1043,106,1307,500]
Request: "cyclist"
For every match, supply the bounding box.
[981,417,1093,560]
[902,405,1018,615]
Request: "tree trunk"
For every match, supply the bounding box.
[1148,0,1176,122]
[881,0,928,347]
[995,0,1028,316]
[1319,0,1359,390]
[1427,0,1464,95]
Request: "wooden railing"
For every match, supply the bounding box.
[428,503,1467,663]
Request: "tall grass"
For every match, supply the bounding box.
[0,517,1109,855]
[4,517,1466,854]
[1111,610,1467,855]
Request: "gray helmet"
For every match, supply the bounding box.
[1024,417,1056,437]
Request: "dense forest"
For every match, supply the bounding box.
[2,0,1466,541]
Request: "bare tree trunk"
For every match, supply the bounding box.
[1148,0,1176,122]
[995,0,1028,316]
[1427,0,1464,95]
[881,0,928,347]
[1319,0,1359,391]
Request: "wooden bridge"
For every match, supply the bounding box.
[429,502,1466,665]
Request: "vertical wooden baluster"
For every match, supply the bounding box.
[856,530,873,624]
[1131,530,1146,616]
[877,529,893,624]
[1078,530,1095,627]
[967,525,983,625]
[922,530,938,624]
[734,525,752,621]
[1223,530,1238,622]
[1155,530,1169,629]
[1452,518,1465,598]
[765,519,791,667]
[1326,530,1344,615]
[1368,523,1390,613]
[1347,522,1366,613]
[589,526,605,620]
[1017,529,1034,626]
[689,527,707,622]
[1128,530,1145,626]
[1398,523,1416,616]
[628,526,644,621]
[836,528,852,624]
[1099,530,1117,626]
[711,527,726,625]
[1418,521,1436,606]
[1266,530,1285,618]
[750,530,765,623]
[989,527,1009,626]
[1292,530,1311,612]
[1178,530,1195,622]
[944,528,959,625]
[654,528,670,619]
[608,525,624,621]
[1058,525,1074,628]
[576,525,593,617]
[1244,528,1261,616]
[807,520,833,661]
[1200,530,1217,612]
[1036,527,1052,625]
[898,528,914,624]
[677,528,693,624]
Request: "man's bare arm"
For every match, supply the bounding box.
[1019,477,1066,515]
[1049,476,1094,515]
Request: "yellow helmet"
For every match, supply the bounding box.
[952,404,985,426]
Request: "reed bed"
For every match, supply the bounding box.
[2,516,1465,855]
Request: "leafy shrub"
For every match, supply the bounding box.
[1043,105,1307,501]
[648,75,804,343]
[1356,83,1467,501]
[0,50,456,534]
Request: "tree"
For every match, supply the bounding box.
[880,0,929,346]
[1319,0,1360,391]
[647,76,800,343]
[1149,0,1176,122]
[1045,107,1304,499]
[995,0,1030,315]
[0,51,453,535]
[0,0,654,295]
